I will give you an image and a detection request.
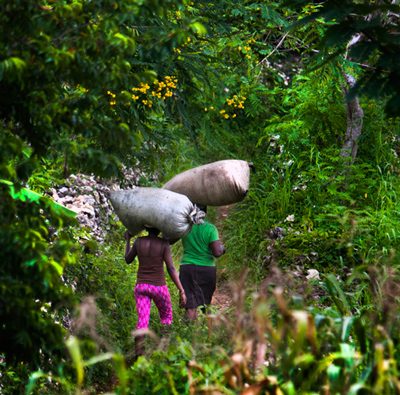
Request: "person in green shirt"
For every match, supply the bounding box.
[179,205,226,321]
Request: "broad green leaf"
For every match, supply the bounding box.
[341,316,355,342]
[66,337,84,388]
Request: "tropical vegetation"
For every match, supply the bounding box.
[1,0,400,394]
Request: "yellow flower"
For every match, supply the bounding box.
[365,193,368,198]
[238,46,242,50]
[219,110,225,114]
[204,108,207,111]
[232,114,237,118]
[187,37,191,42]
[224,114,229,119]
[210,106,214,110]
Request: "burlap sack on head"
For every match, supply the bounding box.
[109,187,205,239]
[162,160,250,206]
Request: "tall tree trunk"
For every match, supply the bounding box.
[340,73,364,161]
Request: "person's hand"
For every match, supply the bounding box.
[179,291,187,308]
[221,244,226,255]
[124,230,132,241]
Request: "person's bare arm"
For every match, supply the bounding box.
[163,241,187,306]
[210,240,226,258]
[124,231,138,264]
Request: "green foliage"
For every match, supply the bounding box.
[126,346,191,395]
[0,181,78,369]
[0,0,214,184]
[221,62,400,275]
[0,362,34,395]
[25,262,400,394]
[107,265,400,395]
[65,240,138,353]
[24,336,125,395]
[3,0,400,393]
[286,0,400,117]
[0,0,208,382]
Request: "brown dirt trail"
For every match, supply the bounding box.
[210,205,234,312]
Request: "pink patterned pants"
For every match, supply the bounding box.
[134,284,173,330]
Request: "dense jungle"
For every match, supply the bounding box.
[2,0,400,394]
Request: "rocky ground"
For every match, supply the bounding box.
[46,168,143,243]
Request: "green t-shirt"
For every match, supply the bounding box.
[180,220,219,267]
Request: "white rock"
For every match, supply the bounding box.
[61,196,74,204]
[92,191,100,204]
[59,187,69,195]
[306,269,320,281]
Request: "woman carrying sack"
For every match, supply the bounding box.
[125,227,186,357]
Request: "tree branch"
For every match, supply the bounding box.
[256,32,289,67]
[340,74,364,161]
[51,20,99,42]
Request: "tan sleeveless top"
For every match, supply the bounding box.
[136,239,166,286]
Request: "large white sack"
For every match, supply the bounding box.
[109,187,204,238]
[162,160,250,206]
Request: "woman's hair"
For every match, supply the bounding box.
[145,226,160,236]
[197,204,207,214]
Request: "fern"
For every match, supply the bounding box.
[260,4,288,27]
[245,93,262,117]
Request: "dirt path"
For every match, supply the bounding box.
[211,283,232,312]
[210,205,235,312]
